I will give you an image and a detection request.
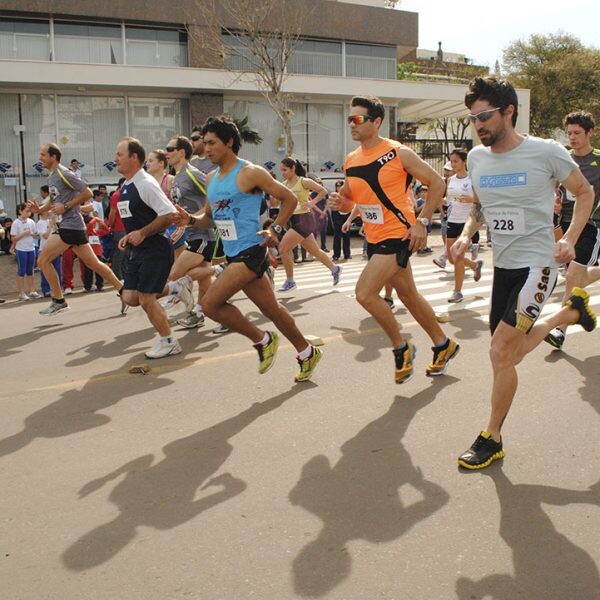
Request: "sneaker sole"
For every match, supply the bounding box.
[544,334,564,350]
[40,305,71,316]
[177,320,205,329]
[566,287,597,332]
[426,343,460,377]
[259,334,279,374]
[458,449,505,470]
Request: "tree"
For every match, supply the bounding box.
[426,117,472,158]
[233,116,263,145]
[186,0,311,155]
[502,33,600,139]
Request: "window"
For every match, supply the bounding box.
[0,19,50,61]
[288,39,342,76]
[128,98,189,149]
[346,43,397,80]
[125,27,188,67]
[54,22,123,64]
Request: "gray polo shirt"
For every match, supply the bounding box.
[171,163,215,242]
[190,155,216,175]
[468,136,577,268]
[48,164,88,231]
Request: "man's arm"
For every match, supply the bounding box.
[559,169,593,247]
[54,187,93,214]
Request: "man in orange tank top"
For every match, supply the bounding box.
[336,96,459,383]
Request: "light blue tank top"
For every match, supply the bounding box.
[207,159,263,257]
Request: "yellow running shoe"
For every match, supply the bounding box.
[254,332,279,374]
[426,338,459,377]
[394,343,416,384]
[295,346,322,382]
[566,287,597,332]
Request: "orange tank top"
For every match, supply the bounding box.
[344,138,415,243]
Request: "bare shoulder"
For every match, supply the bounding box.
[238,161,272,191]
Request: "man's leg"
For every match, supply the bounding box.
[138,292,172,337]
[72,244,122,290]
[38,236,70,299]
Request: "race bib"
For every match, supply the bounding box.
[88,235,100,245]
[358,204,384,224]
[214,219,238,241]
[487,207,525,235]
[117,200,132,218]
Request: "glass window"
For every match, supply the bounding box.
[0,19,50,61]
[346,43,396,79]
[0,94,23,216]
[128,97,189,150]
[288,39,342,76]
[54,22,123,64]
[125,27,188,67]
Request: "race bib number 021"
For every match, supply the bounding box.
[486,207,525,235]
[214,219,238,241]
[357,204,384,224]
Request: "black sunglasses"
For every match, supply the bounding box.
[190,135,202,142]
[165,145,178,152]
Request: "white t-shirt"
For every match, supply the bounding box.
[446,174,474,224]
[11,217,37,252]
[468,136,577,269]
[36,218,53,250]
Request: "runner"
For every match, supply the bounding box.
[277,158,341,292]
[545,110,600,349]
[174,116,322,382]
[114,137,182,359]
[453,77,596,469]
[28,143,123,316]
[335,95,460,384]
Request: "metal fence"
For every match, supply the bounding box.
[401,138,473,174]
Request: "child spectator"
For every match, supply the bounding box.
[10,203,41,300]
[83,213,110,292]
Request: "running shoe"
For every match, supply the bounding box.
[472,260,484,282]
[28,291,41,299]
[213,263,227,278]
[177,311,205,329]
[433,255,447,269]
[384,297,395,308]
[39,301,70,316]
[64,287,73,295]
[212,323,230,334]
[254,331,279,374]
[426,338,459,376]
[394,343,416,384]
[18,293,30,302]
[544,327,565,349]
[145,338,182,359]
[332,265,342,286]
[174,275,194,312]
[278,279,297,292]
[458,430,505,470]
[295,346,323,382]
[470,243,480,261]
[448,291,464,303]
[566,287,597,332]
[160,294,181,311]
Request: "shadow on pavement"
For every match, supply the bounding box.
[289,377,458,597]
[446,306,489,341]
[456,468,600,600]
[331,316,398,363]
[62,384,313,570]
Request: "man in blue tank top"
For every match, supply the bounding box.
[174,116,322,382]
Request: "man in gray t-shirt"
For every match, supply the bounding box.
[28,143,122,315]
[451,77,596,471]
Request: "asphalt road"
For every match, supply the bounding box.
[1,236,599,600]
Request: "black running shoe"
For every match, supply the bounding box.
[458,430,505,470]
[566,287,597,332]
[544,327,565,349]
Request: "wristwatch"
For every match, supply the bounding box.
[271,224,284,236]
[416,217,429,227]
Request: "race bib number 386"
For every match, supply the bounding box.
[486,207,525,235]
[358,204,384,224]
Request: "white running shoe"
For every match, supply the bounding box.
[212,323,230,334]
[448,291,464,303]
[39,301,70,316]
[28,291,41,299]
[470,243,480,261]
[160,294,181,311]
[64,287,73,295]
[174,276,194,312]
[18,293,30,302]
[145,338,182,359]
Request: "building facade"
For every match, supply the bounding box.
[0,1,529,215]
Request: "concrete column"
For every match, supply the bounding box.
[190,93,224,129]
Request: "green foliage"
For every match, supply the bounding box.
[397,62,419,81]
[502,32,600,139]
[234,116,263,145]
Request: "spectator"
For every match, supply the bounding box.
[10,202,41,300]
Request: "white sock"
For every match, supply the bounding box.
[161,335,173,344]
[260,331,270,346]
[194,303,203,315]
[298,345,312,360]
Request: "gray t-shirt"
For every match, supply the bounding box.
[190,155,216,175]
[48,164,88,231]
[468,136,577,269]
[171,163,215,242]
[562,148,600,227]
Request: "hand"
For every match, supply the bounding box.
[257,228,279,248]
[341,220,351,234]
[328,192,343,211]
[403,222,428,252]
[450,236,469,260]
[554,238,575,263]
[51,202,66,216]
[27,199,40,213]
[173,204,191,226]
[127,230,145,247]
[118,234,129,250]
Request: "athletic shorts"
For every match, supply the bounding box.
[124,238,174,294]
[570,222,600,267]
[186,237,225,262]
[366,238,412,268]
[227,243,270,278]
[290,212,316,239]
[166,224,187,250]
[16,249,35,277]
[446,221,466,239]
[57,228,88,246]
[489,266,558,335]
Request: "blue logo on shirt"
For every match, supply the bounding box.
[480,173,527,188]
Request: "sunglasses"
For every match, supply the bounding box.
[165,145,178,152]
[467,107,502,123]
[347,115,375,125]
[190,135,202,142]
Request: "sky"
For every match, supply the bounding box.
[398,0,599,68]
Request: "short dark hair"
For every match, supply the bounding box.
[351,96,385,122]
[201,116,242,154]
[70,158,78,164]
[122,137,146,165]
[171,135,193,160]
[450,147,468,162]
[17,202,28,214]
[564,110,595,133]
[465,76,519,127]
[46,143,62,162]
[93,189,101,198]
[280,157,306,177]
[40,185,49,194]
